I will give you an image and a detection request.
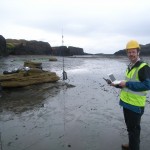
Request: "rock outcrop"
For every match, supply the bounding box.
[52,46,84,56]
[68,46,84,55]
[24,61,42,69]
[0,61,60,88]
[5,38,85,56]
[0,35,8,56]
[6,39,52,55]
[0,35,85,56]
[52,46,70,56]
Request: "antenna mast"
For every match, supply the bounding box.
[62,28,67,80]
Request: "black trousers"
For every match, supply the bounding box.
[123,108,144,150]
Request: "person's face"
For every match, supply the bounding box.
[127,48,139,63]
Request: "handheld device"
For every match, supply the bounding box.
[108,73,121,85]
[103,78,112,84]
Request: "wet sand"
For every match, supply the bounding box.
[0,55,150,150]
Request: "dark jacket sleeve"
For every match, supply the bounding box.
[126,65,150,91]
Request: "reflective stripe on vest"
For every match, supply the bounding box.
[120,63,147,107]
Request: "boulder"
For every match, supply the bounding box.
[49,56,57,61]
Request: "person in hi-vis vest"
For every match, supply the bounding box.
[112,40,150,150]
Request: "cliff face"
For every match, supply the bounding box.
[0,35,8,56]
[114,44,150,56]
[0,35,85,56]
[6,39,52,55]
[68,46,84,55]
[5,38,84,56]
[52,46,84,56]
[52,46,70,56]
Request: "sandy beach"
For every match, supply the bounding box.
[0,55,150,150]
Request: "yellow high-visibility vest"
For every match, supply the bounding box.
[120,63,148,107]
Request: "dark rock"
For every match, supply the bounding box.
[68,46,84,55]
[1,36,85,56]
[52,46,84,56]
[0,35,8,56]
[52,46,69,56]
[6,39,52,55]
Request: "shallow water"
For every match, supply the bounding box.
[0,55,150,150]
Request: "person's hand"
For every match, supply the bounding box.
[110,82,115,86]
[119,81,126,88]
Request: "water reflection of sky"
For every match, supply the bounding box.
[68,68,89,74]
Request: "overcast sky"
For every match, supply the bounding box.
[0,0,150,54]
